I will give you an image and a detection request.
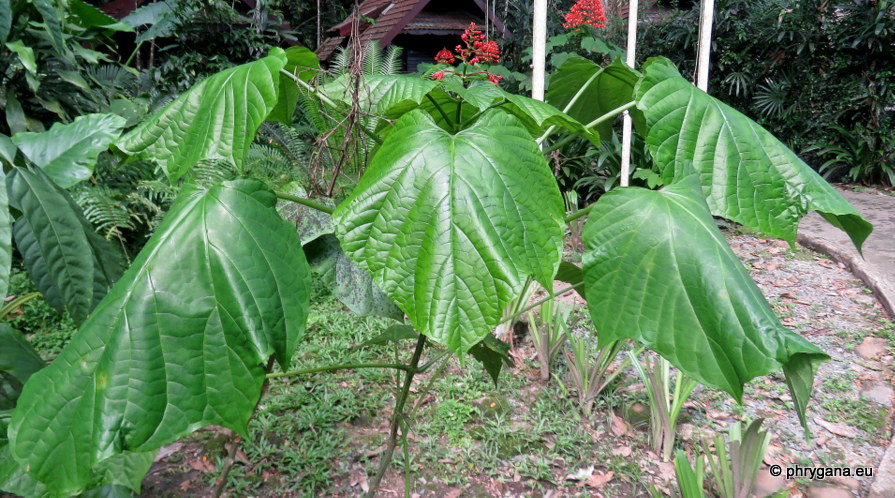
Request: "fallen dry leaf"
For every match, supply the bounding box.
[814,417,858,438]
[611,414,630,436]
[187,456,215,473]
[235,449,251,466]
[656,461,676,483]
[349,470,369,493]
[154,442,183,462]
[585,471,614,488]
[612,445,633,457]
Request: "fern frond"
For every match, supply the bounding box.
[364,40,382,76]
[381,45,403,75]
[71,185,135,242]
[186,159,239,185]
[332,46,351,74]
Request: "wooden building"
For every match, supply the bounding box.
[317,0,508,71]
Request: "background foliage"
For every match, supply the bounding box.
[637,0,895,185]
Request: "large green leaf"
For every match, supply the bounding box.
[32,0,67,57]
[69,0,133,31]
[0,447,153,497]
[0,134,15,166]
[4,40,36,74]
[304,234,404,320]
[8,167,96,323]
[8,179,310,496]
[0,325,44,410]
[334,110,564,353]
[9,167,123,322]
[635,57,872,250]
[582,176,828,430]
[268,46,319,124]
[0,446,47,498]
[0,0,10,44]
[393,80,599,145]
[118,51,287,182]
[323,74,439,119]
[497,89,600,144]
[12,113,126,188]
[547,56,641,140]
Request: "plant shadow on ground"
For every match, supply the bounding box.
[135,231,892,497]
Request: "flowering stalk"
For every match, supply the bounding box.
[430,23,504,86]
[563,0,607,29]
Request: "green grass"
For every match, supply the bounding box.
[6,266,77,360]
[821,395,889,437]
[212,287,408,495]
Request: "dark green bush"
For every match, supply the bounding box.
[638,0,895,185]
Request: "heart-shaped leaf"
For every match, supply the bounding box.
[334,110,564,353]
[118,51,287,182]
[582,176,828,431]
[12,113,126,188]
[8,179,310,496]
[635,57,871,251]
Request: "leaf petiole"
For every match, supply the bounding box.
[564,204,595,223]
[274,191,334,214]
[426,94,453,128]
[542,100,636,151]
[266,362,415,379]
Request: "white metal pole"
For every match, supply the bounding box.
[619,0,638,187]
[695,0,716,92]
[532,0,547,102]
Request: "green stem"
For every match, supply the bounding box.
[266,362,413,379]
[535,71,603,143]
[543,101,637,153]
[359,120,384,146]
[411,353,451,411]
[273,191,334,215]
[400,416,412,498]
[583,101,636,129]
[417,349,449,372]
[366,334,428,497]
[426,94,453,127]
[281,69,335,107]
[124,40,143,67]
[0,292,42,321]
[459,100,507,129]
[564,204,595,223]
[504,283,583,325]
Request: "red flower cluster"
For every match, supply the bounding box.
[431,23,503,85]
[433,23,501,66]
[562,0,607,29]
[435,48,455,64]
